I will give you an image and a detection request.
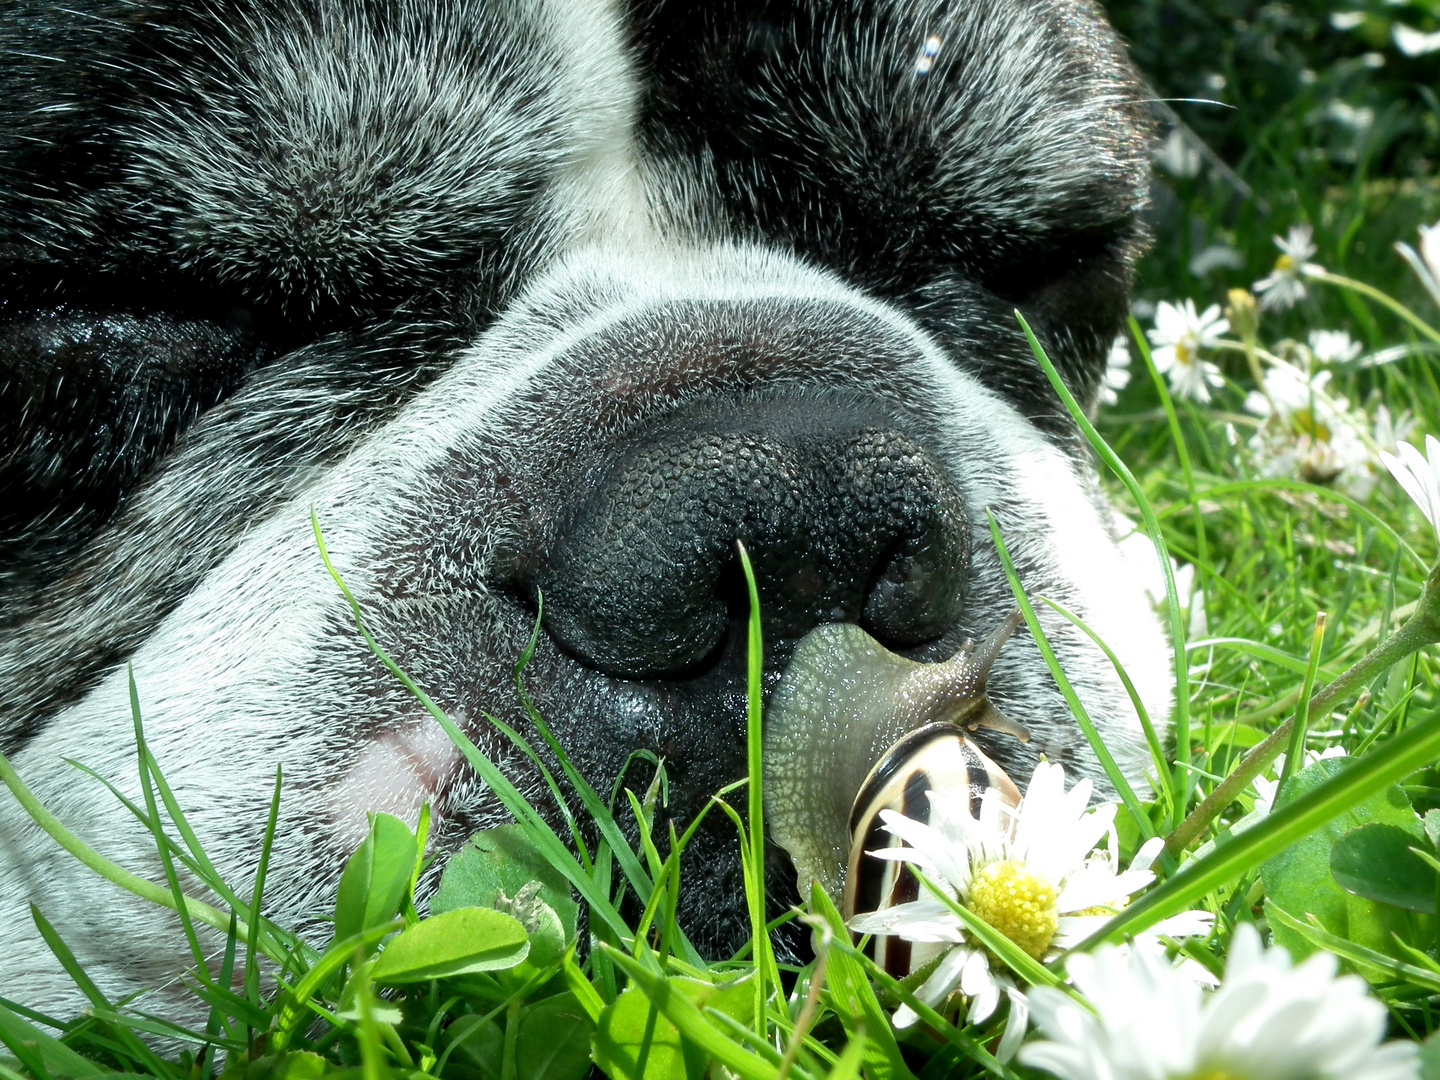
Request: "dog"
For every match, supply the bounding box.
[0,0,1171,1021]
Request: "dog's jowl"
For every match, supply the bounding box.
[0,0,1172,1017]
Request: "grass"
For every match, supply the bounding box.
[6,6,1440,1076]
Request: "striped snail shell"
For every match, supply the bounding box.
[843,722,1021,978]
[765,610,1028,904]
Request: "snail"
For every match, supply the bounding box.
[764,611,1028,972]
[844,722,1021,977]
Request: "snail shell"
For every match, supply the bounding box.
[764,611,1027,903]
[844,722,1021,978]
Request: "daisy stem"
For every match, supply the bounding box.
[1165,564,1440,854]
[1307,270,1440,347]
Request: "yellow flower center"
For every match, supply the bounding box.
[1175,341,1195,366]
[1274,253,1294,271]
[965,860,1059,960]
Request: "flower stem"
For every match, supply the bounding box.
[1308,270,1440,346]
[1165,565,1440,855]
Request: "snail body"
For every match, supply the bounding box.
[764,611,1027,904]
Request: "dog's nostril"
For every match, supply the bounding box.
[531,395,971,680]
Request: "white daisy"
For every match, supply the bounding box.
[1245,359,1377,497]
[848,762,1210,1047]
[1254,224,1325,310]
[1380,434,1440,542]
[1374,404,1419,456]
[1251,747,1348,817]
[1019,926,1418,1080]
[1307,328,1362,365]
[1395,221,1440,310]
[1098,334,1132,406]
[1393,23,1440,57]
[1147,300,1228,403]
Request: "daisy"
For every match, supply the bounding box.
[848,762,1210,1054]
[1307,328,1362,365]
[1147,300,1228,403]
[1251,747,1348,816]
[1380,434,1440,542]
[1374,404,1419,456]
[1098,334,1132,406]
[1019,926,1418,1080]
[1245,359,1377,497]
[1395,221,1440,310]
[1254,224,1325,310]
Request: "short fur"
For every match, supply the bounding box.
[0,0,1168,1019]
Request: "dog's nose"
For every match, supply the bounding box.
[532,393,971,679]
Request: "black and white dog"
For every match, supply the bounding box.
[0,0,1171,1019]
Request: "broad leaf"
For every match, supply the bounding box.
[594,985,694,1080]
[593,975,754,1080]
[333,813,418,943]
[516,993,596,1080]
[440,1014,504,1080]
[370,906,529,983]
[433,824,580,940]
[1261,759,1423,969]
[1331,823,1438,913]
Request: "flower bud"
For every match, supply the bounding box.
[1226,288,1259,344]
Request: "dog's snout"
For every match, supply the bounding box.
[532,395,971,680]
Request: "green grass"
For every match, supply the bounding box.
[6,8,1440,1076]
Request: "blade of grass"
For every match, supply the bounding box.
[1264,901,1440,992]
[130,669,209,983]
[1129,315,1208,571]
[57,758,301,966]
[1278,613,1326,794]
[1153,478,1424,571]
[1072,707,1440,952]
[245,766,283,1023]
[1040,596,1175,818]
[0,1002,102,1080]
[737,541,780,1034]
[270,918,405,1051]
[986,511,1157,845]
[840,942,1023,1080]
[1016,311,1194,823]
[29,907,174,1077]
[808,884,914,1080]
[0,752,277,961]
[508,601,708,972]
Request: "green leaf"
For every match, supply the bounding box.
[242,1052,332,1080]
[440,1014,505,1080]
[1331,823,1438,913]
[1425,809,1440,851]
[1262,759,1423,966]
[596,949,780,1080]
[809,883,913,1080]
[333,813,418,943]
[370,907,530,983]
[516,993,596,1080]
[432,824,580,941]
[1421,1027,1440,1080]
[495,893,568,990]
[0,1000,104,1079]
[594,985,697,1080]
